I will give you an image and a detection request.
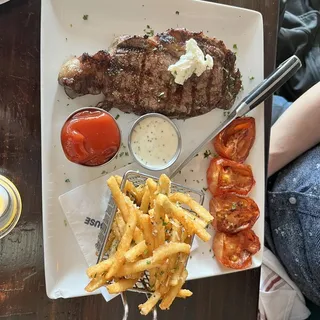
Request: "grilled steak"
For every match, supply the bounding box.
[58,29,242,118]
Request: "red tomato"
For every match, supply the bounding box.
[213,229,261,269]
[206,157,255,196]
[213,117,255,163]
[210,195,259,234]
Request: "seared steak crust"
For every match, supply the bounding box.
[58,29,242,118]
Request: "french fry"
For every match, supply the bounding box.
[177,289,193,298]
[146,178,158,208]
[106,207,137,279]
[85,275,107,292]
[135,185,145,206]
[164,216,173,242]
[86,175,203,314]
[104,230,116,253]
[123,180,137,197]
[155,266,167,293]
[124,196,145,243]
[148,208,154,219]
[181,228,191,244]
[139,291,161,315]
[164,214,171,228]
[108,177,144,243]
[140,189,150,214]
[147,207,156,286]
[164,237,181,290]
[124,240,148,263]
[152,195,166,248]
[124,272,142,279]
[87,258,114,278]
[142,242,190,265]
[115,259,161,278]
[112,220,122,241]
[133,229,144,243]
[169,193,213,223]
[184,210,207,228]
[139,214,154,255]
[115,175,122,186]
[160,195,211,242]
[124,196,143,220]
[115,242,190,277]
[140,212,156,288]
[160,269,188,310]
[107,176,129,221]
[115,211,126,236]
[106,278,138,294]
[156,221,181,294]
[158,174,171,195]
[115,175,143,204]
[169,254,188,286]
[109,239,120,257]
[149,269,157,290]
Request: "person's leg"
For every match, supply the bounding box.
[266,144,320,306]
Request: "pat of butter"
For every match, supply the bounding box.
[168,38,213,85]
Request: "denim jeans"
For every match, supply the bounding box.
[266,96,320,306]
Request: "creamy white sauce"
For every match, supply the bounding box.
[168,38,214,85]
[130,117,179,168]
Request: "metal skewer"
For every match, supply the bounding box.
[170,55,302,178]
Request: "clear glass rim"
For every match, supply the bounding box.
[0,175,22,239]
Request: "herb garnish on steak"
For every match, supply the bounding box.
[58,28,242,119]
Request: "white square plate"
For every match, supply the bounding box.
[41,0,264,299]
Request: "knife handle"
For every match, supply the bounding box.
[236,55,302,117]
[170,55,301,178]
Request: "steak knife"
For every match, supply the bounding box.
[170,55,302,178]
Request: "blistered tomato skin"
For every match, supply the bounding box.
[61,109,120,166]
[213,117,255,163]
[206,157,255,196]
[213,229,261,269]
[210,194,260,233]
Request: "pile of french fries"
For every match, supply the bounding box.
[85,174,213,315]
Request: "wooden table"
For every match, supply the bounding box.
[0,0,278,319]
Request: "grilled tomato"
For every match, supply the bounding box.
[213,229,260,269]
[213,117,255,163]
[206,157,255,196]
[210,194,259,233]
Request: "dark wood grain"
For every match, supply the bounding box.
[0,0,278,319]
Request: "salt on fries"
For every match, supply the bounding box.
[85,174,213,315]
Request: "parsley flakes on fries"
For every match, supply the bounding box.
[85,174,213,315]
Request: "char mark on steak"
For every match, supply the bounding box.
[58,29,242,118]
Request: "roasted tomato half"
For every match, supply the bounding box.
[210,195,259,234]
[213,117,256,163]
[206,157,255,196]
[213,229,261,269]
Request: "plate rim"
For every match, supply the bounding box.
[40,0,265,299]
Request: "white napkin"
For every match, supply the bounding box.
[59,163,199,302]
[59,164,137,301]
[0,0,10,4]
[259,247,310,320]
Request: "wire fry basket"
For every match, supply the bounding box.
[95,170,205,319]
